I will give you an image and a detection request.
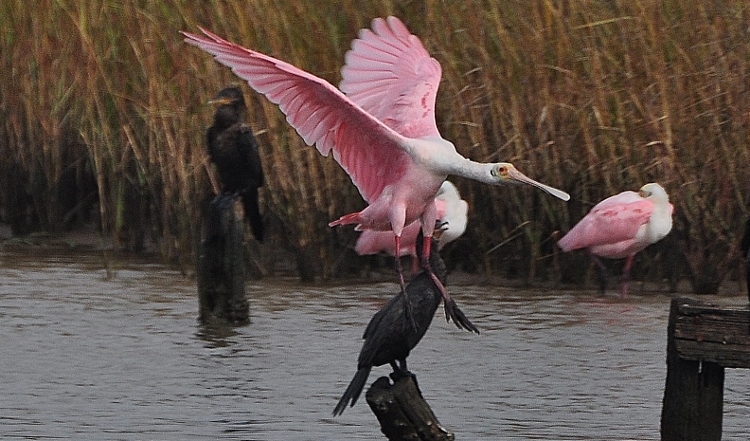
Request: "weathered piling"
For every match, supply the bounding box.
[366,373,454,441]
[661,297,750,441]
[197,194,248,325]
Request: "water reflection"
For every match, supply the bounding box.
[0,247,748,440]
[196,323,243,349]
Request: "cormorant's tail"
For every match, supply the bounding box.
[332,367,371,417]
[240,190,264,242]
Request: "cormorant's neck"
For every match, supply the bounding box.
[212,105,243,129]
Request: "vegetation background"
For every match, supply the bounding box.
[1,0,749,293]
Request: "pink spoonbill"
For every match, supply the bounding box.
[182,16,569,322]
[557,182,673,297]
[355,180,468,271]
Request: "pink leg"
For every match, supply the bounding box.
[589,252,609,296]
[420,231,456,321]
[620,255,634,298]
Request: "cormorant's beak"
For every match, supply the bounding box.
[207,97,234,106]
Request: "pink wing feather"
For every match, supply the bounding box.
[340,17,442,139]
[558,191,654,252]
[182,26,412,204]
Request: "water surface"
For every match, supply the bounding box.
[1,247,748,440]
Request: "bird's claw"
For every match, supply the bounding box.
[443,297,479,334]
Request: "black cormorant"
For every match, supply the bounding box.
[333,230,478,416]
[207,86,264,241]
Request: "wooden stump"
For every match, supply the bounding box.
[197,194,248,325]
[660,297,750,441]
[366,373,454,441]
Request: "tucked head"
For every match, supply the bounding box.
[490,163,570,201]
[638,182,669,201]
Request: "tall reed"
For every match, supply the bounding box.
[1,0,748,292]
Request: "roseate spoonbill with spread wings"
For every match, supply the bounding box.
[206,86,265,241]
[557,182,673,297]
[333,230,478,416]
[182,16,569,322]
[355,180,468,262]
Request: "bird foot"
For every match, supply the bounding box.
[388,369,421,396]
[443,297,480,334]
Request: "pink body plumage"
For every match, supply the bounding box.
[356,181,468,257]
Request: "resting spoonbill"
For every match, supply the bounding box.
[355,180,468,264]
[557,182,673,297]
[182,16,569,322]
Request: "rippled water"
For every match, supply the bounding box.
[1,247,748,440]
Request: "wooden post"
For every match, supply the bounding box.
[197,194,248,325]
[661,297,723,441]
[661,297,750,441]
[366,373,454,441]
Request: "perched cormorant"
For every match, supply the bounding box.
[333,230,478,416]
[207,86,264,241]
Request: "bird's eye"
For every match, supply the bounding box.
[497,165,507,174]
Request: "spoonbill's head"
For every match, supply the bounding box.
[638,182,669,202]
[491,163,570,201]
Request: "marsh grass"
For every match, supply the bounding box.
[1,0,748,291]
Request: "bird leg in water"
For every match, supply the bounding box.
[620,255,634,298]
[589,253,609,296]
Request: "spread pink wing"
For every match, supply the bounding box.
[182,28,411,203]
[558,191,654,252]
[340,16,442,139]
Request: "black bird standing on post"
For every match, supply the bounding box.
[207,86,265,241]
[333,228,479,416]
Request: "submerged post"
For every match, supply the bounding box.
[366,373,454,441]
[660,297,750,441]
[197,194,248,325]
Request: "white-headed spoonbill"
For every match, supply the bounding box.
[557,182,673,297]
